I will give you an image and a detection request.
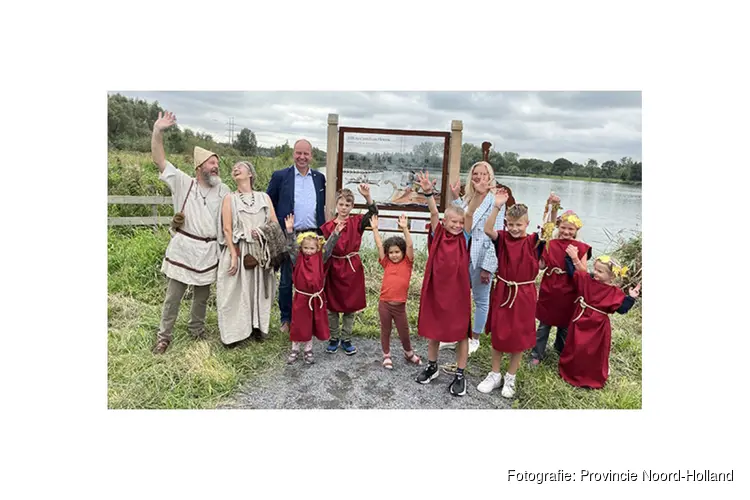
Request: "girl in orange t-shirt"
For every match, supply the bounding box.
[371,214,422,369]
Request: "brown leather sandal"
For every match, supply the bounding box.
[303,349,315,365]
[152,339,170,354]
[287,349,300,364]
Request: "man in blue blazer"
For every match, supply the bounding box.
[266,139,327,333]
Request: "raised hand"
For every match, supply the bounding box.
[153,111,176,132]
[494,187,509,208]
[370,215,379,229]
[358,183,371,198]
[415,171,433,193]
[472,177,490,195]
[629,283,641,298]
[548,192,561,206]
[450,179,461,199]
[335,219,346,234]
[565,244,579,259]
[397,213,408,230]
[285,214,294,233]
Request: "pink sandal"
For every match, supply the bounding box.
[404,350,422,365]
[382,352,393,369]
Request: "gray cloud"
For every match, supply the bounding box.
[109,91,641,164]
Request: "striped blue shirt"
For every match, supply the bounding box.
[293,167,317,230]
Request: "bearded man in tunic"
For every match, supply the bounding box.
[150,111,231,354]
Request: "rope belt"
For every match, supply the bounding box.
[571,296,608,323]
[332,252,359,272]
[293,285,325,311]
[496,276,537,309]
[544,267,566,277]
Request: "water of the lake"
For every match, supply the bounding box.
[326,171,641,257]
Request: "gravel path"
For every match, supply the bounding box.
[219,337,512,409]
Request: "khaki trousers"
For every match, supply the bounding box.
[156,278,211,342]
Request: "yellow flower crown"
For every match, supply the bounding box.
[596,255,629,278]
[560,213,584,229]
[296,231,326,248]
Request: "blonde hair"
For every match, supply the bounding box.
[463,161,496,201]
[445,204,465,219]
[335,188,355,204]
[595,255,629,280]
[506,203,529,220]
[297,232,325,252]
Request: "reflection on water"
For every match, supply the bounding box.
[322,170,641,256]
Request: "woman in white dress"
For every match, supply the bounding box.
[217,161,279,344]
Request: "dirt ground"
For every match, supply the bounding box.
[219,336,512,409]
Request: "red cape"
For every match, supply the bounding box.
[558,271,626,389]
[321,214,366,312]
[417,223,471,342]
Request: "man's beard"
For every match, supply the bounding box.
[201,171,221,187]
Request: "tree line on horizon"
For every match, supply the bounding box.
[108,93,641,182]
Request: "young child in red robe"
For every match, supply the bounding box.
[371,213,422,369]
[284,214,344,365]
[558,251,640,388]
[320,185,378,356]
[415,171,486,397]
[478,188,544,398]
[531,200,592,366]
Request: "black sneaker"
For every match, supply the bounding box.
[449,375,467,396]
[326,338,340,353]
[416,363,439,384]
[340,339,357,356]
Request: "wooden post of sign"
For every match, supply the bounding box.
[325,114,339,221]
[447,119,463,204]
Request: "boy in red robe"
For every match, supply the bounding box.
[319,185,378,356]
[559,250,640,388]
[477,188,544,398]
[415,171,486,397]
[532,202,592,366]
[284,214,344,364]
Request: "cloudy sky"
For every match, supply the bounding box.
[110,91,641,164]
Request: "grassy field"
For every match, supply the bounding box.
[107,150,642,409]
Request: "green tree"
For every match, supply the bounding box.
[460,143,483,172]
[585,158,599,179]
[601,160,618,178]
[502,151,519,168]
[629,161,642,182]
[234,128,258,155]
[552,157,573,176]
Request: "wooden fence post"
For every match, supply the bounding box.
[325,113,339,221]
[448,119,463,204]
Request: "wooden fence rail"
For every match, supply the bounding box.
[108,195,433,232]
[108,195,173,227]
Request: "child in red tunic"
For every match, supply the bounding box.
[477,189,544,398]
[371,213,422,369]
[414,171,486,397]
[558,251,640,388]
[319,185,378,356]
[284,214,343,365]
[532,200,592,366]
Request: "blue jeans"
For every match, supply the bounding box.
[279,255,293,324]
[470,266,492,335]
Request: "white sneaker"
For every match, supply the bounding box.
[501,373,516,398]
[468,338,480,356]
[439,342,457,350]
[477,371,502,394]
